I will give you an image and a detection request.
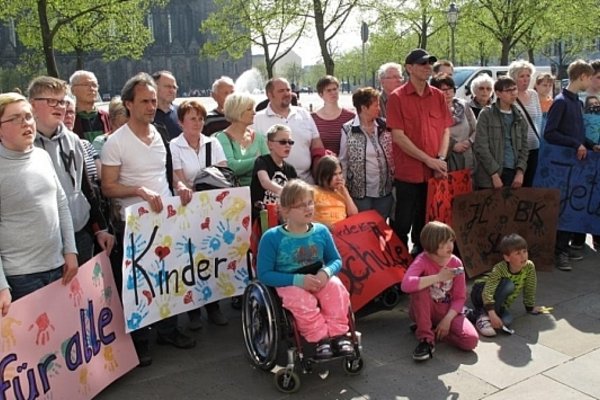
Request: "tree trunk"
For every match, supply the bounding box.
[37,0,59,77]
[313,0,334,75]
[76,48,85,70]
[528,48,535,64]
[500,38,511,66]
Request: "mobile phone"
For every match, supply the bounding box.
[453,267,465,276]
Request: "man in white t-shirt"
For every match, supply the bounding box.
[253,78,325,184]
[101,73,196,367]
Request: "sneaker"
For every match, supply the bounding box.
[157,329,196,349]
[475,315,497,337]
[188,309,203,331]
[569,243,584,250]
[463,306,476,324]
[556,253,572,271]
[206,305,229,326]
[412,340,434,361]
[332,336,355,356]
[568,248,584,261]
[134,340,152,367]
[231,295,242,310]
[314,339,333,359]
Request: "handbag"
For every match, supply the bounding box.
[194,141,239,191]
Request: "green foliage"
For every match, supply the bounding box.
[0,0,164,77]
[202,0,307,78]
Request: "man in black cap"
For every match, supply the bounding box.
[386,48,452,259]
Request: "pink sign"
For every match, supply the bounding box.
[0,253,138,400]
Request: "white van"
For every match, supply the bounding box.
[453,65,552,100]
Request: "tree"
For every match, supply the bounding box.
[307,0,360,75]
[202,0,308,78]
[0,0,163,78]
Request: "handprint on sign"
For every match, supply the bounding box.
[29,313,55,346]
[176,236,196,258]
[177,204,192,230]
[1,317,22,351]
[198,192,213,210]
[217,220,239,245]
[126,213,141,232]
[101,286,113,305]
[216,274,236,297]
[79,366,91,395]
[228,239,249,260]
[126,234,147,260]
[69,278,84,307]
[92,263,104,286]
[223,197,247,220]
[156,294,175,319]
[234,268,250,288]
[40,352,62,378]
[103,346,119,372]
[201,234,222,253]
[193,279,213,302]
[127,303,149,331]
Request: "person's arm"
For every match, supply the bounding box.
[0,259,11,316]
[320,226,342,277]
[215,132,256,176]
[473,109,503,187]
[211,138,229,167]
[101,164,164,213]
[257,170,283,195]
[512,118,529,188]
[56,175,79,284]
[256,229,299,287]
[401,256,454,293]
[544,98,580,148]
[523,261,537,312]
[392,128,447,174]
[339,185,358,216]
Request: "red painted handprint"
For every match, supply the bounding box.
[29,313,55,345]
[69,277,84,307]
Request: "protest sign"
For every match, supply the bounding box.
[534,143,600,235]
[331,211,410,311]
[453,188,559,277]
[426,169,473,226]
[0,253,137,400]
[122,188,251,332]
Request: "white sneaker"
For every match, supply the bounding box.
[476,315,497,337]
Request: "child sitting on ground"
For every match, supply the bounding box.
[250,124,297,218]
[471,233,543,337]
[401,221,478,362]
[257,179,354,359]
[313,155,358,227]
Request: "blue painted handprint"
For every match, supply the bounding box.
[176,236,196,257]
[126,234,147,260]
[193,279,213,302]
[127,303,149,331]
[234,267,249,289]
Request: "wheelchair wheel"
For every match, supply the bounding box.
[274,369,301,393]
[380,286,401,309]
[342,357,364,375]
[242,281,281,370]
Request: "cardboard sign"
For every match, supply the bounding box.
[0,253,137,400]
[533,143,600,235]
[122,188,251,332]
[331,211,410,311]
[426,169,473,226]
[452,188,560,277]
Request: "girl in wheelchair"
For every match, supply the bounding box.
[257,179,354,359]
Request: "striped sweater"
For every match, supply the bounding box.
[475,260,537,311]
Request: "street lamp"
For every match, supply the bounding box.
[447,2,459,65]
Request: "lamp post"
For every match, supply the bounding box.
[447,2,459,65]
[361,22,369,85]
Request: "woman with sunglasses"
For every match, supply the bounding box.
[339,87,394,219]
[250,124,297,218]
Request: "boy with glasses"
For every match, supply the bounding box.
[473,76,529,190]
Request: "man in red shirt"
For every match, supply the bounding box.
[386,49,452,255]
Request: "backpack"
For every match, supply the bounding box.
[194,141,239,191]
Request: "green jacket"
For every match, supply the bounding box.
[473,102,529,189]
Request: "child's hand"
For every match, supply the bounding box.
[315,270,329,290]
[0,288,12,316]
[437,267,454,282]
[435,316,452,340]
[488,311,503,329]
[302,275,322,292]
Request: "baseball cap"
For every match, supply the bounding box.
[405,48,438,65]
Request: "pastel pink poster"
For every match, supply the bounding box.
[0,253,138,400]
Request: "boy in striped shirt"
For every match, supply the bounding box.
[470,234,543,337]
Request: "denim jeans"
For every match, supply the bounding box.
[6,266,63,301]
[471,278,515,326]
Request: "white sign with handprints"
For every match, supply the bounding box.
[121,187,251,332]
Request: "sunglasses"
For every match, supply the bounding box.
[270,139,295,146]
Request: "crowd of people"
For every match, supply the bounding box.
[1,47,599,373]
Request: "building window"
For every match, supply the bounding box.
[167,13,172,44]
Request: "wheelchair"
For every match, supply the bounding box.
[242,280,364,393]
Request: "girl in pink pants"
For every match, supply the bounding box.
[401,221,478,361]
[257,179,353,359]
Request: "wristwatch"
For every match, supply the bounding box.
[437,155,446,161]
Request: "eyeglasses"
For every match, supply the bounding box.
[269,139,295,146]
[72,82,99,89]
[291,200,315,209]
[0,113,35,126]
[500,87,518,93]
[33,98,67,107]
